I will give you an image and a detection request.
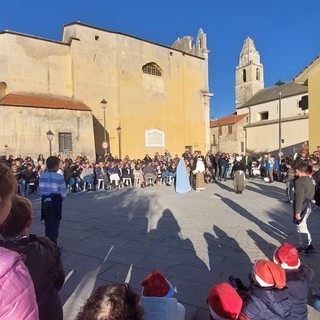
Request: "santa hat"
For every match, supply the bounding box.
[253,260,286,289]
[208,282,243,319]
[273,242,300,270]
[141,271,175,298]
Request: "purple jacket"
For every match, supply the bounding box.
[0,247,39,319]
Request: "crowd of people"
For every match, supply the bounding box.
[0,142,320,319]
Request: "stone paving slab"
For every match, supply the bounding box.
[29,179,320,319]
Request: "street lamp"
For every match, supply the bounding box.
[275,80,285,177]
[101,99,108,158]
[116,126,121,159]
[46,130,54,156]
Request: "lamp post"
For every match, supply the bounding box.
[116,126,121,159]
[46,130,54,156]
[275,80,285,177]
[101,99,108,158]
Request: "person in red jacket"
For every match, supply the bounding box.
[0,162,39,320]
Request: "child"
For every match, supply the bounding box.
[285,161,295,203]
[273,242,314,319]
[0,162,39,319]
[141,270,185,320]
[207,282,243,320]
[239,260,292,319]
[0,195,65,320]
[292,159,315,254]
[39,156,67,244]
[75,284,144,320]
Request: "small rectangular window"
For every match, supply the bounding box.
[58,132,72,153]
[241,142,245,153]
[218,127,222,136]
[228,125,233,134]
[259,112,269,120]
[212,135,216,146]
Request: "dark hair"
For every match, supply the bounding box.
[0,195,31,237]
[293,159,310,173]
[46,156,60,169]
[75,284,144,320]
[0,162,17,198]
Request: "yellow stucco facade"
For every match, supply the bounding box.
[0,22,212,159]
[295,56,320,153]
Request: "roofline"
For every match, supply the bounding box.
[244,114,308,128]
[210,113,248,128]
[63,21,205,60]
[238,90,308,109]
[0,29,75,46]
[294,55,320,85]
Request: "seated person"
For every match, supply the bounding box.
[207,282,243,320]
[95,161,111,189]
[204,167,214,184]
[141,271,185,320]
[143,162,156,186]
[133,163,145,187]
[11,162,26,196]
[80,162,94,190]
[0,195,65,320]
[75,284,144,320]
[167,161,177,185]
[121,162,134,185]
[273,242,314,319]
[236,260,292,319]
[108,162,121,187]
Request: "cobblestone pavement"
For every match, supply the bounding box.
[29,179,320,319]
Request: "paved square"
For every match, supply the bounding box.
[29,180,320,319]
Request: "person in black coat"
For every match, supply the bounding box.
[273,242,314,320]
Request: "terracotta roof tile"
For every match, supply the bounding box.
[210,112,248,128]
[0,94,91,111]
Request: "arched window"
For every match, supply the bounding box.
[142,63,162,76]
[256,68,260,80]
[243,69,247,82]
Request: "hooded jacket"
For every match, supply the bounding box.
[285,264,314,320]
[0,247,39,319]
[241,286,292,320]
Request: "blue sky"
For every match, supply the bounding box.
[1,0,319,119]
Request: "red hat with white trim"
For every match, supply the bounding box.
[208,282,243,319]
[253,260,286,289]
[273,242,300,270]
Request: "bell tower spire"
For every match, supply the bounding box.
[235,37,264,110]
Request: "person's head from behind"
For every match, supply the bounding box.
[0,162,17,224]
[46,156,60,171]
[293,159,310,176]
[207,282,243,320]
[0,195,32,238]
[75,284,143,320]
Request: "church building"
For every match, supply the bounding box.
[211,37,308,156]
[0,21,212,159]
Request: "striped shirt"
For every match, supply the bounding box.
[39,171,67,199]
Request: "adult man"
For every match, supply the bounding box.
[143,162,156,186]
[96,161,110,189]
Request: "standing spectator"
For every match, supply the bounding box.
[0,162,39,319]
[218,153,229,181]
[242,152,252,178]
[293,159,315,254]
[232,157,246,194]
[193,156,205,191]
[39,156,67,245]
[0,195,65,320]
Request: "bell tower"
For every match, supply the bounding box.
[235,37,264,111]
